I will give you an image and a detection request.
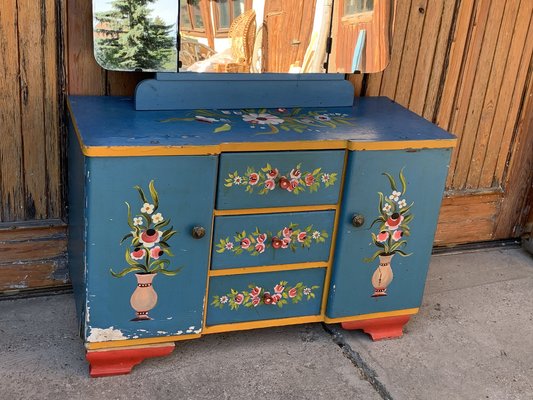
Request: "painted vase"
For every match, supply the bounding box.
[371,255,394,297]
[130,273,158,321]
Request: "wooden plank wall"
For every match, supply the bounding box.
[0,0,68,292]
[350,0,533,245]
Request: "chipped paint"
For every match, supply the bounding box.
[157,331,168,335]
[175,330,183,335]
[87,327,128,342]
[194,329,202,334]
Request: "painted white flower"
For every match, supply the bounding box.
[133,217,143,226]
[382,204,392,213]
[303,288,312,295]
[220,295,229,304]
[225,242,234,250]
[321,173,330,183]
[151,213,164,223]
[242,113,285,125]
[389,191,402,202]
[233,176,243,185]
[314,114,331,121]
[141,203,154,214]
[312,231,321,239]
[398,199,407,209]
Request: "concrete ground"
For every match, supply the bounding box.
[1,247,532,400]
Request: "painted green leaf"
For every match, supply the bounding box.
[148,180,159,208]
[110,266,144,278]
[214,123,231,133]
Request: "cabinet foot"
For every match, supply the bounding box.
[341,315,411,341]
[86,343,175,377]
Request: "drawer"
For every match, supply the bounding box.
[217,150,345,209]
[207,268,325,326]
[212,211,335,269]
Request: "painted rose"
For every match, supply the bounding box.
[282,237,291,248]
[240,238,251,249]
[264,179,276,191]
[257,233,267,243]
[268,169,279,179]
[288,287,297,298]
[151,213,164,224]
[297,232,307,243]
[271,237,283,249]
[263,292,273,304]
[392,230,404,241]
[385,213,404,230]
[252,297,260,307]
[279,177,290,190]
[250,286,262,298]
[290,168,302,179]
[248,173,259,185]
[271,294,282,304]
[141,203,154,214]
[315,114,331,121]
[304,174,315,186]
[139,229,162,248]
[225,242,234,250]
[274,284,285,294]
[234,293,244,305]
[377,231,389,243]
[282,227,293,238]
[149,246,164,260]
[287,179,299,192]
[131,248,146,260]
[133,217,143,226]
[255,243,266,254]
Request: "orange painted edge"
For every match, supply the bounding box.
[323,308,419,324]
[85,333,201,350]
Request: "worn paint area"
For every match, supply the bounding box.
[87,327,128,342]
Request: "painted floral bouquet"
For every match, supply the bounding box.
[110,180,180,277]
[364,169,414,263]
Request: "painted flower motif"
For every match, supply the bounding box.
[290,168,302,179]
[233,111,243,115]
[248,173,259,185]
[255,243,266,254]
[271,237,283,249]
[195,115,218,123]
[297,232,307,243]
[282,227,293,238]
[151,213,164,224]
[382,204,392,213]
[303,288,312,295]
[305,174,315,186]
[398,199,407,209]
[133,217,143,226]
[321,174,330,183]
[392,230,404,242]
[377,231,389,243]
[242,113,285,125]
[277,108,287,112]
[268,169,279,179]
[252,297,260,307]
[141,203,154,214]
[240,238,251,249]
[385,213,404,231]
[257,233,267,243]
[274,284,285,294]
[287,179,299,192]
[220,296,229,303]
[288,287,297,298]
[131,248,146,260]
[233,176,243,185]
[389,191,402,202]
[264,179,276,191]
[271,294,282,304]
[281,237,291,249]
[250,286,262,298]
[315,114,331,121]
[139,229,162,248]
[149,246,164,260]
[234,294,244,305]
[263,292,273,304]
[225,242,234,250]
[312,231,321,239]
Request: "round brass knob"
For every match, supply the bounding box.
[191,226,206,239]
[351,214,365,227]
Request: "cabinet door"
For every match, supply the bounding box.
[83,156,217,342]
[326,149,451,318]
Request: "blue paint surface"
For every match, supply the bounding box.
[206,268,325,325]
[217,151,345,209]
[326,149,452,318]
[83,156,217,341]
[212,211,335,269]
[69,96,455,149]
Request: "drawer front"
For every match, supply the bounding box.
[212,211,335,269]
[207,268,325,325]
[217,150,345,209]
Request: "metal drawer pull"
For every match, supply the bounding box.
[191,226,206,239]
[351,214,365,227]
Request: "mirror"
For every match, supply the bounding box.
[93,0,394,74]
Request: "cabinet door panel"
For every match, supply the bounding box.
[83,156,217,342]
[327,149,451,318]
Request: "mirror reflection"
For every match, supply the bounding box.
[92,0,394,74]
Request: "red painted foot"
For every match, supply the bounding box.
[341,315,411,341]
[86,343,175,377]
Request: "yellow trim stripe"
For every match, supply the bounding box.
[209,262,327,277]
[203,315,323,335]
[347,139,457,151]
[85,333,201,350]
[323,308,419,324]
[214,204,337,216]
[87,342,175,353]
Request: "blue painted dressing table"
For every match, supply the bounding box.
[67,74,456,377]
